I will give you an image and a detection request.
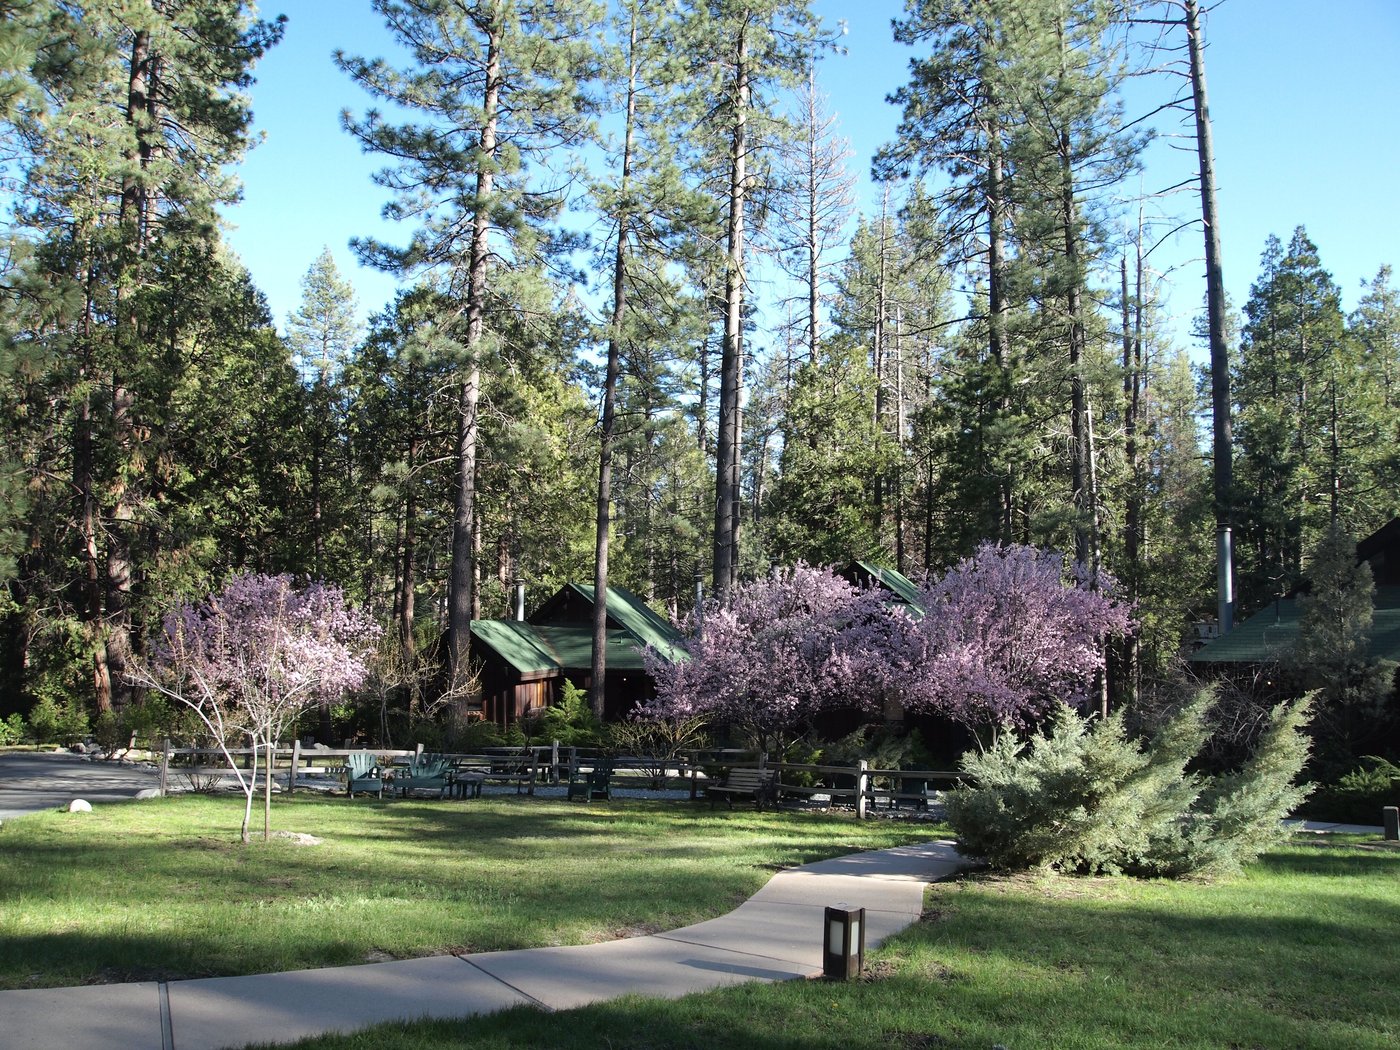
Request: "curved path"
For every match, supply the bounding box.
[0,764,969,1050]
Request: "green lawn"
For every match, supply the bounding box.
[262,835,1400,1050]
[0,792,935,989]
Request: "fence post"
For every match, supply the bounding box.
[856,759,869,820]
[1385,806,1399,842]
[288,739,300,795]
[160,738,170,797]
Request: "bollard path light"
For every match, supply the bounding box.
[823,904,865,980]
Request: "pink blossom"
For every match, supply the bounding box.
[134,573,380,841]
[883,543,1133,731]
[642,564,890,750]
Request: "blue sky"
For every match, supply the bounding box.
[224,0,1400,352]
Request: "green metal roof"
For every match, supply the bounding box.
[849,561,926,617]
[1190,586,1400,665]
[532,624,652,673]
[470,619,561,676]
[573,583,688,663]
[470,620,653,677]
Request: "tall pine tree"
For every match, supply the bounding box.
[340,0,600,699]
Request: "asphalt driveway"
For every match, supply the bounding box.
[0,750,160,820]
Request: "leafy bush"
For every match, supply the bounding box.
[25,696,90,746]
[0,712,24,745]
[1297,756,1400,825]
[453,716,509,750]
[946,690,1314,878]
[89,699,168,755]
[608,713,709,788]
[822,723,932,771]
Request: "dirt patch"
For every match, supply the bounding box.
[860,959,900,981]
[610,923,664,940]
[272,831,323,846]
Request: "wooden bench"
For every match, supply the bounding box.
[704,767,779,811]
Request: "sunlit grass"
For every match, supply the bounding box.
[0,792,936,989]
[262,835,1400,1050]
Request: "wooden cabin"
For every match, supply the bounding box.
[1190,518,1400,671]
[470,584,687,726]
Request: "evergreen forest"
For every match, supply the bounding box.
[2,0,1397,763]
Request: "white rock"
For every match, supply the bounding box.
[68,799,92,813]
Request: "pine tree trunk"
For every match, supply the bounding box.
[986,131,1014,542]
[713,23,749,600]
[804,68,820,365]
[107,27,156,714]
[447,22,501,697]
[400,434,418,705]
[872,188,890,545]
[1120,251,1143,707]
[592,12,639,721]
[1186,0,1235,633]
[1060,132,1098,575]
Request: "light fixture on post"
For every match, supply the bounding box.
[823,904,865,981]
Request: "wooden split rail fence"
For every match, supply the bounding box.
[156,741,964,818]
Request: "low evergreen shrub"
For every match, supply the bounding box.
[946,690,1313,877]
[522,679,603,747]
[1297,756,1400,825]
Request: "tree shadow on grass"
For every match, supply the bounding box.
[0,794,925,988]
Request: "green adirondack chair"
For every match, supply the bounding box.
[345,752,387,799]
[397,753,452,798]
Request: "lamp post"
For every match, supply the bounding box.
[823,905,865,980]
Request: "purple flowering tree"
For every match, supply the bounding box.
[130,573,380,842]
[883,543,1133,741]
[642,564,890,754]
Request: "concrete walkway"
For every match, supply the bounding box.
[1285,818,1388,835]
[0,840,969,1050]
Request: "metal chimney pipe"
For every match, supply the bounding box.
[514,579,526,622]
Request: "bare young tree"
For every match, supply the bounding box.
[771,66,856,366]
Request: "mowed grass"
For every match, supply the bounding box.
[0,792,936,989]
[263,836,1400,1050]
